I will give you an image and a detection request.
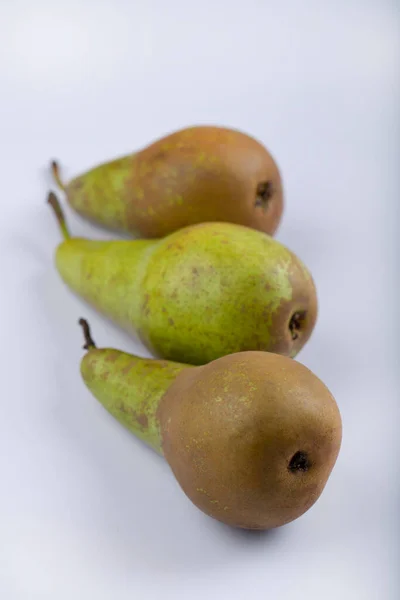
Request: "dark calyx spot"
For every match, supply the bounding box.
[289,451,310,473]
[255,181,274,211]
[289,311,306,341]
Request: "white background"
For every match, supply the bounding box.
[0,1,399,598]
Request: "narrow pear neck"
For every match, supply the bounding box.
[80,348,190,453]
[55,237,156,333]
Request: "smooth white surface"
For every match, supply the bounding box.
[1,1,399,598]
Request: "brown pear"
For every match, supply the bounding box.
[159,352,342,529]
[52,125,283,238]
[79,320,342,530]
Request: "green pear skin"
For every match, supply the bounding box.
[80,340,188,453]
[79,320,342,530]
[49,193,317,365]
[52,125,283,238]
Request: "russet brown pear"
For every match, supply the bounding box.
[78,320,342,530]
[52,125,283,238]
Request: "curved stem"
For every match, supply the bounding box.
[51,161,66,191]
[79,319,97,350]
[47,192,71,240]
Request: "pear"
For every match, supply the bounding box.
[78,319,342,530]
[52,125,283,238]
[48,193,317,365]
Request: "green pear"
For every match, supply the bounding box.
[78,319,342,530]
[51,125,283,238]
[49,193,317,365]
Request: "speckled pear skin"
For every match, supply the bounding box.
[159,351,342,530]
[55,222,318,365]
[80,346,189,453]
[59,125,284,238]
[80,342,342,530]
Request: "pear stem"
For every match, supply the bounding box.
[47,191,71,240]
[79,319,97,350]
[51,160,66,191]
